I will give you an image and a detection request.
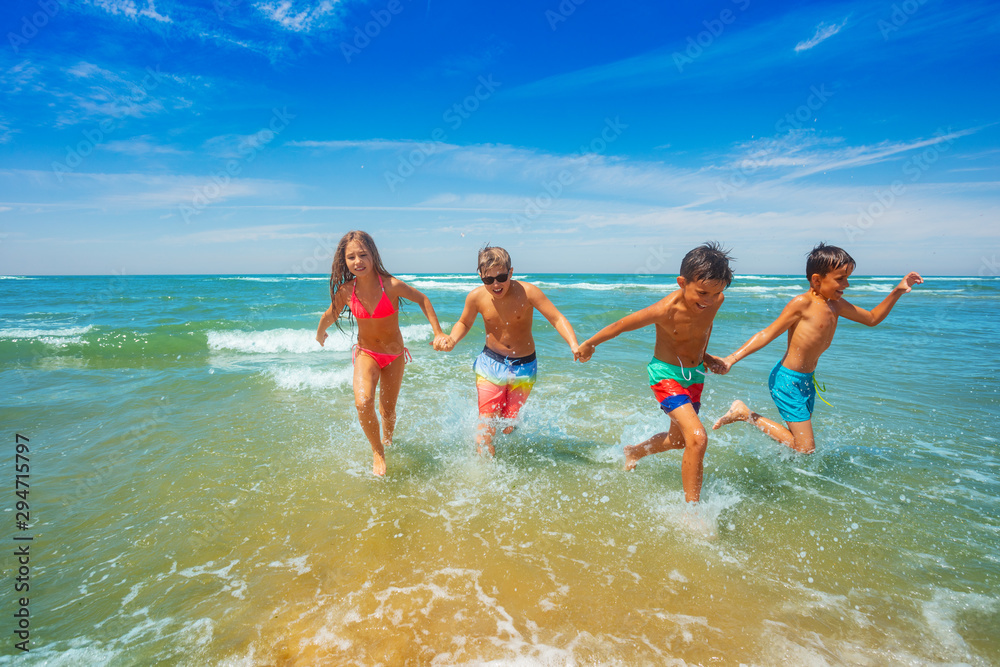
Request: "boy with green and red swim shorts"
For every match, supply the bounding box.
[648,358,705,414]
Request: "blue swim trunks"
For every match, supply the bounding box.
[768,361,815,423]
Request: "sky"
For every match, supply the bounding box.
[0,0,998,276]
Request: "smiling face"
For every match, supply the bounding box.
[480,265,512,299]
[677,276,726,313]
[343,239,372,278]
[811,265,853,301]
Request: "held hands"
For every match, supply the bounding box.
[574,341,595,363]
[431,333,455,351]
[703,353,731,375]
[897,271,924,293]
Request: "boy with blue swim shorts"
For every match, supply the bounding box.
[713,243,922,453]
[576,243,734,504]
[436,246,579,456]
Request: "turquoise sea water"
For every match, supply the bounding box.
[2,273,998,665]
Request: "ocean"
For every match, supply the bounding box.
[2,273,998,665]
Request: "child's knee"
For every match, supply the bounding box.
[354,393,375,413]
[685,428,708,455]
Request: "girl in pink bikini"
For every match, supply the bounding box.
[316,230,449,476]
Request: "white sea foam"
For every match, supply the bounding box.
[922,586,999,656]
[208,328,343,354]
[532,281,664,291]
[208,324,436,356]
[0,325,93,339]
[268,365,353,391]
[408,279,483,291]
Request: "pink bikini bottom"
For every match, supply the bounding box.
[352,345,412,369]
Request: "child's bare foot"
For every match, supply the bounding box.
[713,400,751,430]
[372,452,386,477]
[624,443,644,471]
[502,425,515,435]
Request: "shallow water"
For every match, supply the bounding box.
[2,273,998,665]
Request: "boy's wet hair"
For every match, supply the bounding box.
[477,245,511,274]
[806,242,855,279]
[679,242,734,287]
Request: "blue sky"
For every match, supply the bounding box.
[1,0,998,275]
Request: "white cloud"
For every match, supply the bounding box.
[254,0,341,32]
[794,19,848,52]
[103,136,185,156]
[84,0,172,23]
[287,139,461,152]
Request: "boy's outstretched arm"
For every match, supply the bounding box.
[526,284,580,356]
[439,291,480,352]
[716,297,808,373]
[576,303,662,362]
[834,271,923,326]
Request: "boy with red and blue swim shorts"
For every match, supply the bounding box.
[436,246,580,456]
[576,243,734,504]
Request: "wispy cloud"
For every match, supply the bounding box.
[254,0,343,32]
[287,139,461,152]
[794,18,848,52]
[159,224,321,244]
[103,136,186,156]
[84,0,173,23]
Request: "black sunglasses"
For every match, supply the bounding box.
[481,272,509,285]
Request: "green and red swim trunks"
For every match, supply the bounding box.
[647,357,705,415]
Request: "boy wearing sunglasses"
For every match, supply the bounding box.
[437,246,580,456]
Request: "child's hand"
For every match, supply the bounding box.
[703,353,730,375]
[316,330,328,347]
[432,334,453,351]
[575,341,595,363]
[898,271,923,292]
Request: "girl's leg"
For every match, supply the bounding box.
[353,354,386,476]
[377,354,406,447]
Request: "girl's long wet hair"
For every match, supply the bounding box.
[329,230,393,331]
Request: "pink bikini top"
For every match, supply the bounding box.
[350,274,396,319]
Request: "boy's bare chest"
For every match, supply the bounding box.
[482,298,531,328]
[803,304,839,340]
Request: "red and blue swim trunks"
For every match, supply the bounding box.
[647,357,705,415]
